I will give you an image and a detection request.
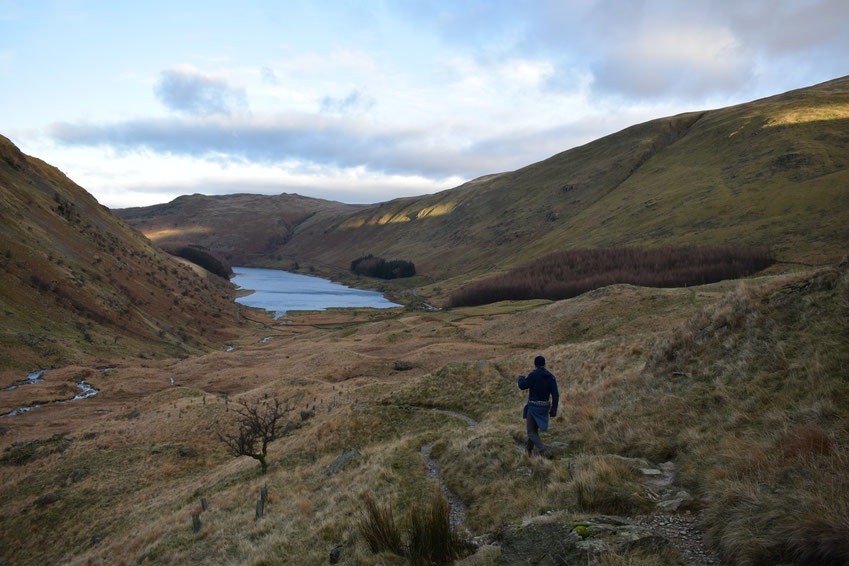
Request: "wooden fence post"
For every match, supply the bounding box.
[201,498,208,512]
[260,487,267,504]
[255,499,264,520]
[192,514,201,533]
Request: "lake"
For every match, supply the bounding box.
[232,266,401,317]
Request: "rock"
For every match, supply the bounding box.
[70,468,88,483]
[467,438,484,450]
[329,544,344,564]
[35,492,59,506]
[125,409,140,420]
[499,515,671,565]
[513,466,533,478]
[606,454,649,467]
[0,426,8,436]
[656,491,693,512]
[324,448,360,476]
[474,360,489,371]
[178,445,197,458]
[394,360,413,371]
[90,533,103,546]
[547,441,570,456]
[639,468,663,476]
[500,519,580,564]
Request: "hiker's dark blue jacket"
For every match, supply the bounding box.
[518,367,559,430]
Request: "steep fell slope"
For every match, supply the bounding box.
[0,135,241,372]
[281,76,848,277]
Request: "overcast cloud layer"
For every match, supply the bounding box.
[2,0,847,207]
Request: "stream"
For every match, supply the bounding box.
[1,369,100,418]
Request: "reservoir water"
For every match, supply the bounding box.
[232,266,401,318]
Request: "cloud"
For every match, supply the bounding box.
[390,0,848,102]
[320,89,376,114]
[48,114,467,177]
[260,66,278,84]
[49,107,620,182]
[154,65,247,116]
[592,26,751,98]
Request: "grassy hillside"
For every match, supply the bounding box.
[2,257,844,565]
[0,135,243,374]
[119,76,848,293]
[282,76,848,281]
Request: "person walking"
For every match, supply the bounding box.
[518,355,559,458]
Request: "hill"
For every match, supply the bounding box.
[0,135,242,374]
[116,76,849,291]
[114,192,366,266]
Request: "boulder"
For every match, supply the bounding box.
[656,490,693,511]
[499,515,671,565]
[70,468,88,483]
[394,360,413,371]
[35,492,60,506]
[329,544,344,564]
[178,445,198,458]
[324,448,361,476]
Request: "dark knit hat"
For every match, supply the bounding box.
[534,355,545,367]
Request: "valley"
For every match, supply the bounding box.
[1,76,848,565]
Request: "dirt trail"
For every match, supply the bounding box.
[418,407,478,529]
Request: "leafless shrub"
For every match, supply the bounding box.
[217,397,288,474]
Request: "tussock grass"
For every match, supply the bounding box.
[405,494,470,566]
[568,455,650,515]
[357,492,470,566]
[558,262,849,565]
[359,494,403,555]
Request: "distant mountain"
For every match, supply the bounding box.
[119,76,849,281]
[114,193,365,266]
[0,135,240,372]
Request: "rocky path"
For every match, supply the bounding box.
[635,512,719,565]
[417,407,478,529]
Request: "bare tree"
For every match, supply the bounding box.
[217,397,288,474]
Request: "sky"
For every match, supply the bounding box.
[2,1,847,209]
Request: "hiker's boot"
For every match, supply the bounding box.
[542,449,554,460]
[526,440,534,457]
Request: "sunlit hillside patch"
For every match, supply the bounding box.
[415,201,457,219]
[342,201,458,229]
[142,226,213,241]
[764,102,849,127]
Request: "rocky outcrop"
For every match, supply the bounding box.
[498,515,672,565]
[324,448,360,476]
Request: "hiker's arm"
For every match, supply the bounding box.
[517,374,533,390]
[550,380,559,416]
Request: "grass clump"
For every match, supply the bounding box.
[358,493,470,565]
[359,494,404,555]
[568,455,649,515]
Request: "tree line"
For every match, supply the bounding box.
[351,254,416,279]
[450,246,775,307]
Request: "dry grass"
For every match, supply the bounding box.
[2,262,847,565]
[358,495,403,555]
